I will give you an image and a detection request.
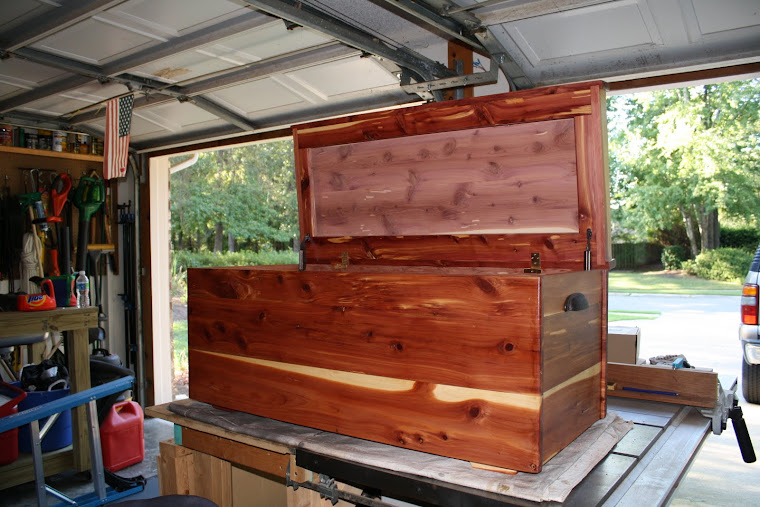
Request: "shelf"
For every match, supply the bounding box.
[0,145,103,163]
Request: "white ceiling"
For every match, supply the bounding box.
[0,0,758,152]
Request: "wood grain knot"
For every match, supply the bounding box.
[277,275,284,283]
[300,177,309,192]
[468,405,482,419]
[500,342,515,353]
[258,312,266,321]
[213,322,226,334]
[417,148,431,159]
[486,161,501,175]
[338,145,352,160]
[474,277,496,294]
[453,183,472,206]
[391,342,404,352]
[532,141,544,153]
[443,140,456,156]
[329,172,344,190]
[383,151,393,162]
[440,433,448,441]
[544,238,555,250]
[301,283,311,292]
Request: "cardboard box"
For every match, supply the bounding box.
[608,326,640,364]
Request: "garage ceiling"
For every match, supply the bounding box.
[0,0,758,152]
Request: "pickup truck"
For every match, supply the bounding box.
[740,243,760,403]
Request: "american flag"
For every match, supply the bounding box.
[103,94,134,179]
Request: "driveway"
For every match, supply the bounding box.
[609,293,759,505]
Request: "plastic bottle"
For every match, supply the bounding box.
[76,271,90,308]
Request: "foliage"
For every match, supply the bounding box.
[170,256,187,302]
[173,249,297,271]
[608,80,760,254]
[721,227,760,251]
[170,140,299,253]
[681,247,753,283]
[612,242,662,269]
[661,245,688,270]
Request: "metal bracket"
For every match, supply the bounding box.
[524,252,542,273]
[401,57,498,94]
[584,228,593,271]
[298,234,311,271]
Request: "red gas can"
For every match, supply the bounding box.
[100,400,144,471]
[0,382,26,465]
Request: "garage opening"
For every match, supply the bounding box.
[164,139,300,401]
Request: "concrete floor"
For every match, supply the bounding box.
[0,417,173,506]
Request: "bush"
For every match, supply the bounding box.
[721,227,760,252]
[173,249,298,272]
[682,247,752,282]
[661,245,688,270]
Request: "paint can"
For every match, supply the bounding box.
[52,131,66,152]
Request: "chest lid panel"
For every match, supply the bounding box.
[293,81,610,270]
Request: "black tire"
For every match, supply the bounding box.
[742,359,760,404]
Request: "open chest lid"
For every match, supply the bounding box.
[292,81,611,271]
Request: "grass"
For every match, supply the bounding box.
[172,320,188,372]
[609,270,742,295]
[609,310,661,322]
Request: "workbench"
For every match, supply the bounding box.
[148,395,713,506]
[0,306,99,487]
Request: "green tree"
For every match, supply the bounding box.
[609,80,760,256]
[170,140,299,253]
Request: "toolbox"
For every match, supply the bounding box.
[188,81,612,473]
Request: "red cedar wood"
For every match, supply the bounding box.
[607,363,718,408]
[188,266,543,393]
[292,81,610,269]
[308,118,580,237]
[540,271,604,460]
[189,348,544,473]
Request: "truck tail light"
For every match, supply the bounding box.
[742,284,759,325]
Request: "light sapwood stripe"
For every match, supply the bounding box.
[202,351,542,411]
[543,363,601,399]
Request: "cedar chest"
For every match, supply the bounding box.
[188,81,611,473]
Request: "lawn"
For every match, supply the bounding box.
[609,310,661,322]
[609,270,742,295]
[173,320,188,371]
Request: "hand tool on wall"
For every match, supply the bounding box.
[46,173,72,277]
[72,174,105,272]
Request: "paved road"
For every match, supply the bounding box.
[609,293,759,505]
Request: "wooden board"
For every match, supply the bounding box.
[293,81,611,269]
[188,266,542,393]
[190,349,543,473]
[309,118,579,237]
[182,427,289,479]
[541,271,605,461]
[607,363,718,408]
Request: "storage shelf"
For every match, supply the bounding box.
[0,145,103,163]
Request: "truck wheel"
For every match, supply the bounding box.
[742,359,760,404]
